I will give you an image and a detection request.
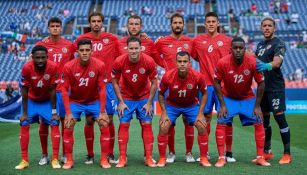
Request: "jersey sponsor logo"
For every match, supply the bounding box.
[125,69,131,73]
[103,38,109,44]
[31,76,37,80]
[168,44,173,48]
[62,47,67,53]
[217,41,223,46]
[173,85,178,89]
[244,69,250,75]
[228,70,234,74]
[183,43,189,49]
[266,44,272,49]
[48,48,53,52]
[44,74,50,80]
[89,71,95,77]
[75,73,80,77]
[139,68,145,74]
[187,84,193,89]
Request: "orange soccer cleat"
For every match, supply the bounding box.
[100,159,111,169]
[199,156,212,167]
[279,154,292,164]
[116,156,128,168]
[255,157,271,166]
[145,157,157,168]
[215,157,226,168]
[62,160,74,169]
[157,158,167,167]
[263,151,274,160]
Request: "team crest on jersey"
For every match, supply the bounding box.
[62,47,67,53]
[228,70,234,74]
[244,69,250,75]
[139,68,145,74]
[266,45,272,49]
[125,69,131,73]
[217,41,223,46]
[183,43,189,49]
[48,48,53,52]
[168,44,173,48]
[89,71,95,77]
[103,38,109,44]
[187,84,193,89]
[141,46,145,51]
[44,74,50,80]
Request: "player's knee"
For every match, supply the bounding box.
[64,119,76,129]
[20,120,30,126]
[50,119,60,126]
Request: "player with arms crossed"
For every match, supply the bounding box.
[156,51,211,167]
[74,12,119,164]
[255,17,291,164]
[155,13,195,163]
[15,45,60,169]
[61,39,111,169]
[214,37,270,167]
[112,37,157,168]
[36,17,74,164]
[191,11,235,162]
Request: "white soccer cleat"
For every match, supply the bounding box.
[166,152,176,163]
[60,155,67,164]
[109,155,119,164]
[226,156,236,163]
[84,155,94,165]
[185,152,196,163]
[38,155,49,165]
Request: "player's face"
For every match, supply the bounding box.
[171,17,184,35]
[33,51,47,70]
[205,16,219,34]
[231,41,245,63]
[48,22,62,36]
[127,18,142,36]
[78,44,92,63]
[90,16,103,33]
[128,41,141,63]
[176,54,190,73]
[261,20,275,39]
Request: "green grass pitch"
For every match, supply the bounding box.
[0,114,306,175]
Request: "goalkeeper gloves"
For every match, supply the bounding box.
[256,59,272,72]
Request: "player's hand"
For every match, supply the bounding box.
[64,113,75,129]
[159,112,170,128]
[195,113,207,127]
[218,105,228,119]
[97,112,109,127]
[256,59,272,72]
[140,32,150,39]
[253,105,263,121]
[117,102,129,117]
[143,103,153,116]
[51,114,60,121]
[20,113,28,122]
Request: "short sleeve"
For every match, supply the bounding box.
[147,59,158,80]
[197,74,207,93]
[214,61,224,81]
[159,73,168,94]
[20,66,30,87]
[111,59,122,79]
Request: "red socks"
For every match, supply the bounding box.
[100,126,110,160]
[225,125,233,153]
[20,125,30,161]
[254,123,265,157]
[157,134,168,159]
[141,123,154,159]
[185,124,194,154]
[39,124,49,155]
[50,125,60,160]
[109,122,115,156]
[215,124,226,157]
[61,121,65,156]
[118,123,130,158]
[198,132,209,157]
[206,122,211,136]
[168,126,175,154]
[63,129,74,161]
[84,125,94,157]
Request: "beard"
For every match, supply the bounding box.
[172,28,183,35]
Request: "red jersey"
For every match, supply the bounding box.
[20,60,58,101]
[74,32,119,82]
[112,53,157,100]
[214,54,264,100]
[36,38,74,91]
[159,68,207,107]
[62,57,106,105]
[118,36,164,67]
[155,35,193,71]
[191,33,232,85]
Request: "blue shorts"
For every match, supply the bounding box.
[203,85,219,114]
[106,83,117,115]
[70,101,100,121]
[217,97,262,126]
[119,98,152,123]
[20,99,52,125]
[56,92,66,118]
[166,104,199,126]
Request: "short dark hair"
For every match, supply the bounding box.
[205,11,219,21]
[127,36,141,46]
[231,36,245,45]
[261,16,276,27]
[170,13,184,24]
[176,51,190,60]
[48,17,62,26]
[77,39,92,49]
[88,12,104,23]
[32,45,48,55]
[128,15,142,25]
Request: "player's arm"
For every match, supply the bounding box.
[253,81,265,120]
[112,78,128,117]
[150,42,165,68]
[143,78,158,116]
[213,78,227,118]
[20,86,29,122]
[190,39,199,62]
[97,71,109,127]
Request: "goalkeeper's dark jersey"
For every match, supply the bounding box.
[255,37,286,92]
